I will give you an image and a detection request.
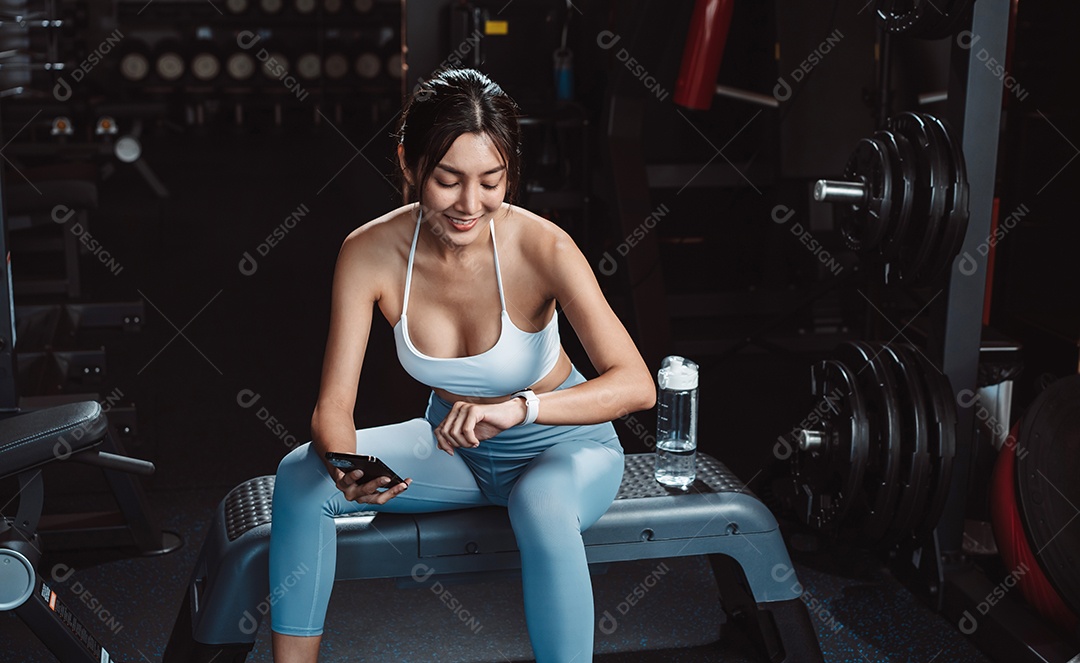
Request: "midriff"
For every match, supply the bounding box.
[433,348,572,405]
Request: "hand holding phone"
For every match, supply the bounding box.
[325,452,407,489]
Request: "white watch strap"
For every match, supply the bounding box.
[513,390,539,426]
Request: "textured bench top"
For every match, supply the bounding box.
[223,453,754,543]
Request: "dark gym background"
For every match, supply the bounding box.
[1,0,1078,661]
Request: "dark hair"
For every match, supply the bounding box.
[394,68,522,205]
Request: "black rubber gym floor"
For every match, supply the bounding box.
[1,130,993,662]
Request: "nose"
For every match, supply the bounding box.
[456,182,482,217]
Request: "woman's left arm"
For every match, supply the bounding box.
[530,227,656,425]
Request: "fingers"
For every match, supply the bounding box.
[437,435,454,456]
[333,468,364,493]
[369,477,412,505]
[339,475,412,505]
[434,402,483,452]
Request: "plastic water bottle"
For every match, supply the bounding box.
[654,356,699,489]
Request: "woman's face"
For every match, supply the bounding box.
[418,131,507,243]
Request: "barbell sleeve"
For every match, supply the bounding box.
[814,179,868,204]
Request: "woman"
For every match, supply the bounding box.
[269,67,656,662]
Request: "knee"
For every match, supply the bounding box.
[276,441,314,480]
[508,485,581,542]
[272,442,329,504]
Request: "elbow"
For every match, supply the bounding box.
[636,377,657,412]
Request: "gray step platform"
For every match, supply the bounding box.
[164,454,823,662]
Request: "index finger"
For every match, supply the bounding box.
[337,468,363,488]
[465,410,482,446]
[371,477,412,504]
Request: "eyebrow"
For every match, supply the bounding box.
[435,163,506,177]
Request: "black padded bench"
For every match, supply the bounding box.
[164,454,824,662]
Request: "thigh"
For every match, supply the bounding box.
[332,417,492,514]
[509,438,624,532]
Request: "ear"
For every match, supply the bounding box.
[397,144,414,187]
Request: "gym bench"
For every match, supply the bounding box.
[165,453,824,662]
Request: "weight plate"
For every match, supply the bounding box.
[877,344,932,545]
[907,347,957,540]
[1016,375,1080,616]
[791,359,871,529]
[919,114,970,284]
[836,341,903,543]
[876,130,917,262]
[888,112,949,283]
[837,137,894,253]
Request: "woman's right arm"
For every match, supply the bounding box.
[310,229,411,502]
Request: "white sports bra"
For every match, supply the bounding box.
[392,208,561,397]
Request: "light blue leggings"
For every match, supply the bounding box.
[268,365,625,662]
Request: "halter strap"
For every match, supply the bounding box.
[403,211,423,317]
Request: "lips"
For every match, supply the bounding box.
[446,214,480,231]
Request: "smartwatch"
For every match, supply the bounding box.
[511,389,539,426]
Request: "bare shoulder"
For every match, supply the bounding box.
[342,203,416,247]
[339,204,419,266]
[335,203,417,300]
[504,204,577,261]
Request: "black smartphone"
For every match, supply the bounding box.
[324,452,406,488]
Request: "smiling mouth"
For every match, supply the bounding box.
[447,215,480,226]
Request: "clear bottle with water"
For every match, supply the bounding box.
[654,355,699,489]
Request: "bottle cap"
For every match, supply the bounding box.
[658,355,698,390]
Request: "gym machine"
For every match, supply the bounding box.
[0,403,178,662]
